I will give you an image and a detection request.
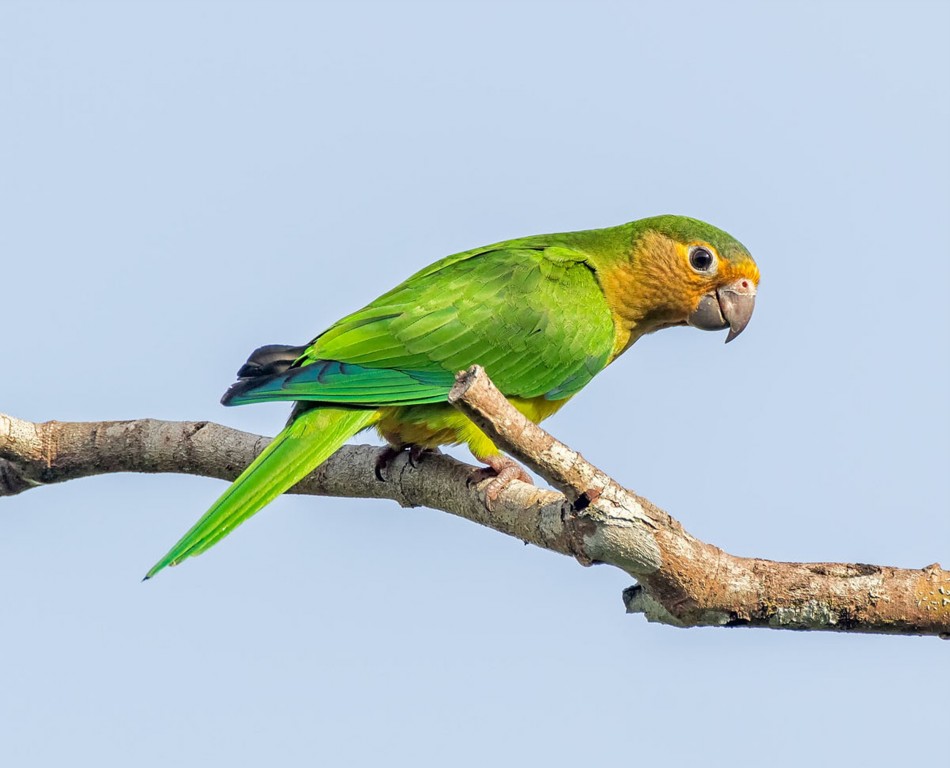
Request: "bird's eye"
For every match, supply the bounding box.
[689,246,716,273]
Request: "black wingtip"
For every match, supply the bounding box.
[220,381,244,407]
[220,374,275,407]
[222,343,309,406]
[236,344,308,378]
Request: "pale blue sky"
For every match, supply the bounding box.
[1,1,948,766]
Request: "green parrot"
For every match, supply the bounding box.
[145,215,759,578]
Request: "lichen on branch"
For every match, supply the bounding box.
[2,368,948,638]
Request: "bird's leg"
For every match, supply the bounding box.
[408,444,440,468]
[374,443,440,480]
[468,454,534,508]
[374,444,406,481]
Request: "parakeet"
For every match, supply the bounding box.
[145,215,759,578]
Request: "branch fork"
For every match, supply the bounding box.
[2,367,948,637]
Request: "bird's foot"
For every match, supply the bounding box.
[374,444,440,481]
[408,444,440,467]
[468,455,534,509]
[374,445,404,481]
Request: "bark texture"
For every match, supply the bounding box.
[2,366,947,637]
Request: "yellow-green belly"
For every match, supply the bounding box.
[375,396,569,461]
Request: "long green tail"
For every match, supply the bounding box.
[145,407,379,579]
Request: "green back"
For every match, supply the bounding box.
[230,240,618,407]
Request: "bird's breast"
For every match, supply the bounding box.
[375,396,570,460]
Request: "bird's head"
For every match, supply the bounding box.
[596,215,760,348]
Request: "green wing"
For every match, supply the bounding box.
[224,361,455,406]
[228,241,617,407]
[147,241,618,579]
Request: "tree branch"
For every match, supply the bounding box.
[2,367,948,637]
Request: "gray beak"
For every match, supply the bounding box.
[687,278,757,343]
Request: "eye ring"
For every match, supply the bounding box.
[688,245,717,274]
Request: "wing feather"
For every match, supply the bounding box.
[228,244,616,408]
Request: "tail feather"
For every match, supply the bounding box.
[145,406,379,579]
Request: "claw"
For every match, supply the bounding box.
[468,455,534,509]
[375,444,439,480]
[408,445,440,468]
[374,445,405,481]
